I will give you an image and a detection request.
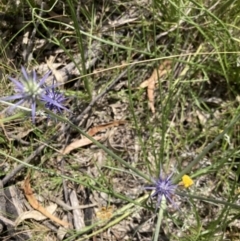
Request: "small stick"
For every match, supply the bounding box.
[2,145,45,186]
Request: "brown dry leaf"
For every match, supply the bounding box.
[62,135,102,155]
[139,60,172,113]
[23,175,70,228]
[196,110,209,126]
[139,80,149,88]
[15,204,57,226]
[87,120,126,136]
[46,56,64,85]
[62,120,126,155]
[15,127,34,139]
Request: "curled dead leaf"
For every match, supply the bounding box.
[62,135,102,155]
[61,120,126,155]
[23,175,70,228]
[15,204,57,226]
[139,60,172,113]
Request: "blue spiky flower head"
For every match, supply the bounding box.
[144,171,178,210]
[40,80,68,114]
[1,66,51,122]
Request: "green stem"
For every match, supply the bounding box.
[153,196,166,241]
[177,191,240,210]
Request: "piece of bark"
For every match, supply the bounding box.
[69,190,85,231]
[44,193,97,211]
[57,215,69,240]
[2,144,45,186]
[2,185,31,240]
[0,181,7,239]
[0,181,6,216]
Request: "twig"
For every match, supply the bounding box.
[2,145,45,186]
[44,193,97,211]
[0,181,6,219]
[61,158,72,225]
[23,2,45,62]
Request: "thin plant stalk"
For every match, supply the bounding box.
[153,196,166,241]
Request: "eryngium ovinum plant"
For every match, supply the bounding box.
[2,66,240,241]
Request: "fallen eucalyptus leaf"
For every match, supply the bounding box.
[15,204,57,226]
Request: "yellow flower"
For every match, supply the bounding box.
[179,175,194,188]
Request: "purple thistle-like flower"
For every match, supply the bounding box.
[144,172,178,210]
[41,81,68,114]
[1,66,51,122]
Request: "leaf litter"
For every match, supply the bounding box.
[23,175,70,228]
[61,120,126,154]
[0,1,239,240]
[139,60,172,113]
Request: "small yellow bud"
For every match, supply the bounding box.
[179,175,194,188]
